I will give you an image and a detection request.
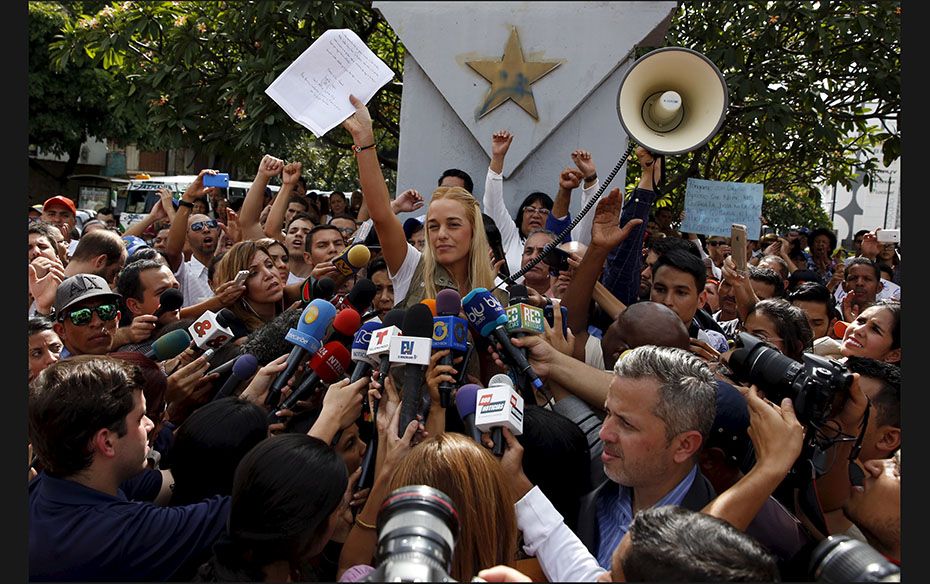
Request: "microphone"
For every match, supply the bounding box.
[212,354,259,401]
[454,383,484,445]
[268,341,351,422]
[334,277,378,314]
[433,289,468,408]
[392,304,434,437]
[206,351,256,377]
[188,309,235,351]
[143,329,192,361]
[350,319,383,384]
[300,275,337,305]
[476,373,525,456]
[367,308,405,387]
[152,288,184,318]
[420,298,437,317]
[504,284,545,402]
[462,287,544,392]
[325,307,363,350]
[331,243,371,278]
[239,306,302,366]
[216,308,250,339]
[265,299,337,408]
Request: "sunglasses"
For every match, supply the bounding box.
[707,240,727,247]
[63,303,119,326]
[190,219,219,232]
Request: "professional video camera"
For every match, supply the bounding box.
[727,332,852,427]
[809,535,900,582]
[362,485,461,582]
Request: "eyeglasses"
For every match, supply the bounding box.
[707,240,727,247]
[190,219,218,232]
[523,206,550,217]
[63,303,119,326]
[335,227,356,235]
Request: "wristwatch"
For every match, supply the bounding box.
[177,200,194,209]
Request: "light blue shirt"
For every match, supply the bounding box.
[595,465,698,569]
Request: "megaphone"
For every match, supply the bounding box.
[617,47,728,155]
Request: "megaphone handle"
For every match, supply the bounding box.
[496,143,636,289]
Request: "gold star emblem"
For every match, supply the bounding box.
[466,27,562,120]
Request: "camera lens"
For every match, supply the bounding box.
[809,535,900,582]
[728,332,805,398]
[372,485,460,581]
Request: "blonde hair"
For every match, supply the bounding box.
[388,433,518,580]
[214,241,282,332]
[421,186,496,299]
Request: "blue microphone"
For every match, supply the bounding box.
[265,299,337,408]
[350,319,383,384]
[462,288,544,391]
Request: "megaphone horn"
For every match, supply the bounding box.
[617,47,728,155]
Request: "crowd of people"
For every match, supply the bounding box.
[26,92,902,582]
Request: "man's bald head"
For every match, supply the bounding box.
[601,301,690,370]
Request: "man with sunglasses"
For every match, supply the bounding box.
[164,171,228,310]
[52,274,122,358]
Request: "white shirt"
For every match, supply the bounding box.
[516,486,608,582]
[833,278,901,304]
[388,242,422,305]
[175,255,214,308]
[286,271,304,286]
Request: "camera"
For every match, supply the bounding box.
[727,332,852,427]
[809,535,900,582]
[362,485,461,582]
[544,246,570,277]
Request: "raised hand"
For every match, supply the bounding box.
[558,167,583,191]
[737,384,804,477]
[257,154,284,180]
[341,94,375,143]
[571,149,596,180]
[393,188,425,213]
[282,161,302,186]
[28,261,64,313]
[589,188,643,250]
[491,130,514,158]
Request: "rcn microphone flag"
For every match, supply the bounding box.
[352,319,383,366]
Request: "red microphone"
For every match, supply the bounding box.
[269,341,351,421]
[326,307,363,349]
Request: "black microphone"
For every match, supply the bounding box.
[454,383,484,445]
[349,320,383,384]
[300,275,337,304]
[371,308,406,389]
[212,354,259,401]
[268,341,351,422]
[239,306,303,366]
[152,288,184,318]
[216,307,250,339]
[395,304,435,437]
[335,277,378,314]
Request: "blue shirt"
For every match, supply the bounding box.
[595,465,698,569]
[29,472,230,582]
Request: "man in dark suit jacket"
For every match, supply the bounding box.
[574,345,719,569]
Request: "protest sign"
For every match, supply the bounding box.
[679,178,763,239]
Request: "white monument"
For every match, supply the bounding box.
[373,1,678,221]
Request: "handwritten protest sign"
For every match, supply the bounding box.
[265,29,394,137]
[679,178,763,239]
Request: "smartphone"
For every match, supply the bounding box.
[544,247,570,277]
[544,303,569,337]
[730,224,748,273]
[876,229,900,244]
[234,270,250,286]
[203,173,230,188]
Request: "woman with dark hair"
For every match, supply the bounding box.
[808,227,838,285]
[840,299,901,365]
[166,397,270,506]
[740,298,814,363]
[482,130,555,274]
[212,240,287,333]
[196,433,349,582]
